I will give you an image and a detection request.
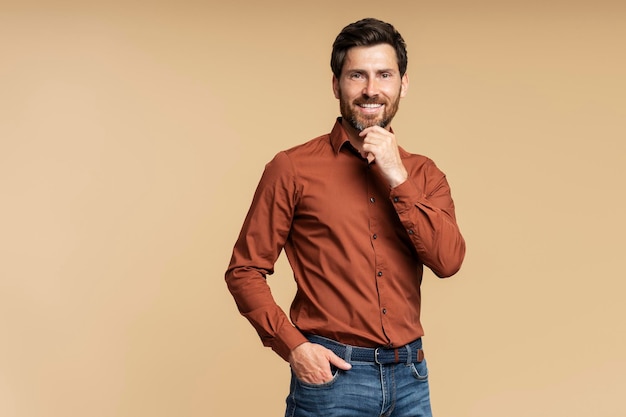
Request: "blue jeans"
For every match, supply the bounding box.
[285,335,433,417]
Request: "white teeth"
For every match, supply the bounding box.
[360,104,382,108]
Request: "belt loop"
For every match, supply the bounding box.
[344,345,353,363]
[405,343,412,365]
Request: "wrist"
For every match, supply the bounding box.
[388,169,408,188]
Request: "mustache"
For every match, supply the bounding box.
[354,98,385,105]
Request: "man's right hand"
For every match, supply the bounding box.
[288,342,352,384]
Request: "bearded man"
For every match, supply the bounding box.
[226,18,466,417]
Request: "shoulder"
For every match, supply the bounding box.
[399,148,449,186]
[264,133,331,176]
[399,147,437,170]
[283,134,332,158]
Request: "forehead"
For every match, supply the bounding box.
[342,44,399,72]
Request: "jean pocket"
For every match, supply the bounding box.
[295,365,340,388]
[409,359,429,381]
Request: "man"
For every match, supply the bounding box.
[226,18,465,417]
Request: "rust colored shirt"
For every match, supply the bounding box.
[226,119,465,361]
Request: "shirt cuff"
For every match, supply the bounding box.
[271,326,309,362]
[389,180,423,213]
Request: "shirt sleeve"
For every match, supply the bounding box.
[225,152,308,361]
[389,159,466,278]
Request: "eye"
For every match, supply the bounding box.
[381,72,392,79]
[350,72,363,79]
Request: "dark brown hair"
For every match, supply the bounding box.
[331,18,408,78]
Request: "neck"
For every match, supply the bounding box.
[340,118,364,151]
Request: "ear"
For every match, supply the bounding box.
[400,73,409,98]
[332,75,340,99]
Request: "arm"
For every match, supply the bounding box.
[390,160,465,278]
[225,152,353,377]
[225,152,307,361]
[359,126,465,277]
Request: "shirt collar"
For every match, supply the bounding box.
[330,117,351,155]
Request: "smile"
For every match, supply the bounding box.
[358,103,383,108]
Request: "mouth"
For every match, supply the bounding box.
[357,103,384,114]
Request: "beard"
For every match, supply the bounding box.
[338,88,402,132]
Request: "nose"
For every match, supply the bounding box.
[363,78,379,97]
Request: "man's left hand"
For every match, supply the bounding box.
[359,126,408,188]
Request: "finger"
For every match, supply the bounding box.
[359,125,387,136]
[361,129,385,141]
[327,351,352,371]
[360,148,375,162]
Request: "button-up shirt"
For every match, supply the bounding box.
[226,118,466,361]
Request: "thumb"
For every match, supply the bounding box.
[361,151,375,164]
[327,351,352,371]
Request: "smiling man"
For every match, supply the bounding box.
[226,18,466,417]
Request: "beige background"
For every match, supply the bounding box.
[1,1,625,416]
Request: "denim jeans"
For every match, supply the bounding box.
[285,335,432,417]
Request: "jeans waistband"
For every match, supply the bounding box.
[306,334,424,365]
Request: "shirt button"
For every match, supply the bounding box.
[393,197,399,203]
[377,271,383,277]
[373,234,378,239]
[382,308,387,314]
[408,229,414,235]
[370,197,376,203]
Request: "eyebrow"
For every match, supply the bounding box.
[346,68,398,74]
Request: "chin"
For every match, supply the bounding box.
[350,117,389,131]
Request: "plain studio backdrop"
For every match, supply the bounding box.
[1,1,624,416]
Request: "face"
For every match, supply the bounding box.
[333,44,409,132]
